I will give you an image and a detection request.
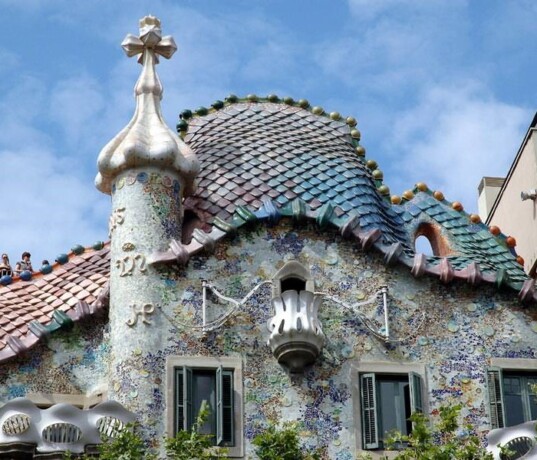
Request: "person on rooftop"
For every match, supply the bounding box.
[0,254,12,277]
[14,252,33,275]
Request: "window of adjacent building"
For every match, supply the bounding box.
[360,372,423,450]
[488,368,537,428]
[166,356,243,458]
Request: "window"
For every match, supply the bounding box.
[360,372,423,449]
[174,367,233,445]
[271,260,314,298]
[488,366,537,428]
[166,356,243,457]
[352,362,426,453]
[413,222,452,257]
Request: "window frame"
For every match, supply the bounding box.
[166,356,243,458]
[351,361,427,456]
[488,358,537,429]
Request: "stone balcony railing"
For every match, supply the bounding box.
[0,398,135,457]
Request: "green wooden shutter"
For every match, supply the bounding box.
[175,366,193,433]
[184,366,193,431]
[215,367,234,446]
[487,368,505,429]
[361,373,379,449]
[222,370,234,445]
[409,372,423,414]
[216,365,223,445]
[174,368,183,434]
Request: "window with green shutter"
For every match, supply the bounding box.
[359,372,424,450]
[174,366,234,446]
[487,368,537,429]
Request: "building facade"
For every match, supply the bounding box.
[0,16,536,460]
[479,114,537,278]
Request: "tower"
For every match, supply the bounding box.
[96,16,199,432]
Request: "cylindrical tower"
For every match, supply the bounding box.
[95,15,199,433]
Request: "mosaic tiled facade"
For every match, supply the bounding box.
[1,223,536,458]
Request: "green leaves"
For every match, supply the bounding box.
[252,422,320,460]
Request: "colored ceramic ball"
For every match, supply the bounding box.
[433,191,444,201]
[489,226,501,236]
[56,254,69,265]
[516,255,525,265]
[211,100,224,109]
[452,201,463,212]
[402,190,415,200]
[283,97,295,105]
[366,159,378,170]
[469,214,481,224]
[416,182,428,192]
[267,94,279,102]
[195,106,208,116]
[226,94,238,103]
[506,236,517,248]
[355,146,366,156]
[71,244,85,255]
[330,112,341,121]
[246,94,258,102]
[391,195,402,204]
[378,185,390,195]
[346,116,357,127]
[298,99,310,108]
[351,129,361,140]
[180,109,192,120]
[176,120,188,132]
[312,106,324,115]
[372,169,383,180]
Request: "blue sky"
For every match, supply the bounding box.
[0,0,535,265]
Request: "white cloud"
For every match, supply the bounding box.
[49,75,106,148]
[387,81,531,211]
[0,146,108,265]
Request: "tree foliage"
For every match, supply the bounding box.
[252,422,320,460]
[358,404,497,460]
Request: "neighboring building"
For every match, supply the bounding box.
[0,16,537,460]
[479,114,537,278]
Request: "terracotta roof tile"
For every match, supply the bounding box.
[0,244,110,361]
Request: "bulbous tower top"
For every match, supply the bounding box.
[96,16,199,196]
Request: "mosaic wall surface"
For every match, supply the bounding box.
[2,221,537,459]
[0,315,108,403]
[110,221,537,458]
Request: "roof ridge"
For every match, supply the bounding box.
[0,241,108,287]
[391,183,523,264]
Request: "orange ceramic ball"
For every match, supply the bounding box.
[391,195,402,205]
[506,236,517,248]
[516,255,525,266]
[489,225,501,236]
[433,190,444,201]
[452,201,463,212]
[416,182,428,192]
[469,214,481,224]
[402,190,415,200]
